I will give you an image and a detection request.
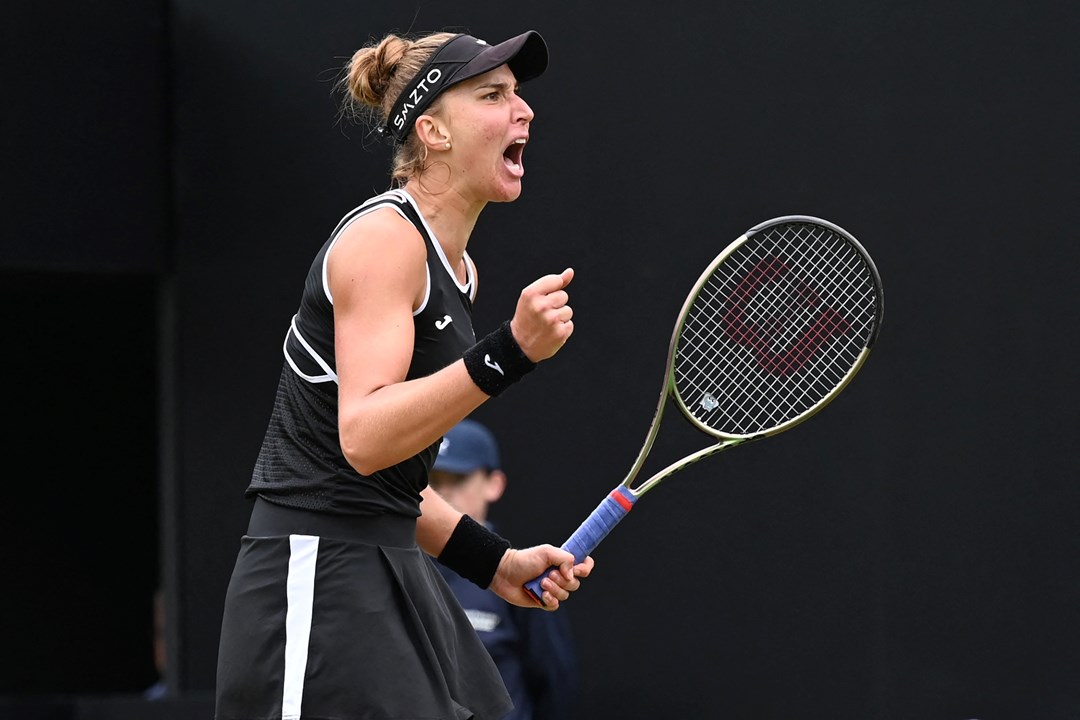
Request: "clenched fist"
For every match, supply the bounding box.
[510,267,575,362]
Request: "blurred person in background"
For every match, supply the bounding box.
[430,419,580,720]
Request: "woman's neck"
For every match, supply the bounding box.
[403,180,486,265]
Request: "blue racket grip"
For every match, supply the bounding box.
[524,486,637,605]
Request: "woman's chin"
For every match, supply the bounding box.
[488,181,523,203]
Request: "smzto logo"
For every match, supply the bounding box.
[722,254,851,375]
[392,68,444,131]
[435,315,453,330]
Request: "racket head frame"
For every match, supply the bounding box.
[623,215,884,498]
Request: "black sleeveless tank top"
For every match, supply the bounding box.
[247,189,477,516]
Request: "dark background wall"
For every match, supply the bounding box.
[1,0,169,710]
[3,0,1078,718]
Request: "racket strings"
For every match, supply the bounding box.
[674,222,880,435]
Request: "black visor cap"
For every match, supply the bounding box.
[454,30,548,86]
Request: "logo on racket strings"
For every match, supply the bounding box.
[722,254,852,375]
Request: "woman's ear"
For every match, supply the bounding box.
[484,469,507,503]
[414,115,451,151]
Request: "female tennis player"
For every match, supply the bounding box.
[215,29,593,720]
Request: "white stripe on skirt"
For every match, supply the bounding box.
[282,534,320,720]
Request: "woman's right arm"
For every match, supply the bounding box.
[329,209,483,476]
[329,210,575,476]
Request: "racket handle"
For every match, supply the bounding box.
[524,486,636,605]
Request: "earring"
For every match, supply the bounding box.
[445,141,452,150]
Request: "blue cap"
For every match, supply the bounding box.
[434,419,501,474]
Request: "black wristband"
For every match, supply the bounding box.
[463,320,537,396]
[437,514,512,589]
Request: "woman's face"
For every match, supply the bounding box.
[435,64,535,203]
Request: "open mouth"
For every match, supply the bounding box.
[502,138,526,175]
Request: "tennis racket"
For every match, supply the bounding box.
[524,215,885,604]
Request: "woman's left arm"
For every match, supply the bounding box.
[419,485,594,609]
[417,485,465,554]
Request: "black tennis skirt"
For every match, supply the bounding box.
[215,498,513,720]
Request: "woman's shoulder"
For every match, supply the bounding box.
[326,204,428,304]
[335,203,426,258]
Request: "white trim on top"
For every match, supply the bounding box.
[398,188,474,296]
[321,192,411,305]
[283,315,338,384]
